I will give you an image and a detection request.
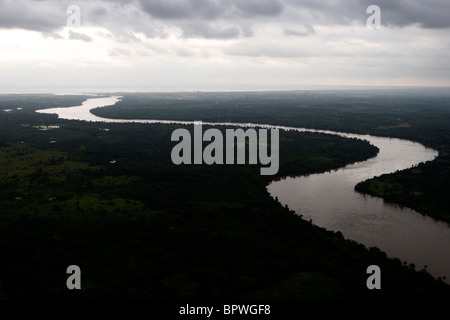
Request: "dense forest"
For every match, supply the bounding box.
[0,92,449,300]
[92,89,450,223]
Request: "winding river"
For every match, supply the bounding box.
[37,96,450,282]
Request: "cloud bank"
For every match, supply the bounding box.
[0,0,449,90]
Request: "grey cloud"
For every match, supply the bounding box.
[284,25,314,36]
[375,0,450,29]
[138,0,283,39]
[239,23,254,37]
[285,0,450,29]
[92,5,108,17]
[140,1,193,19]
[0,0,168,41]
[139,0,284,20]
[0,0,283,40]
[81,1,169,40]
[232,0,283,17]
[68,30,93,42]
[181,22,241,39]
[0,0,67,33]
[1,0,450,45]
[139,0,223,20]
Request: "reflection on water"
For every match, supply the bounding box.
[37,96,450,282]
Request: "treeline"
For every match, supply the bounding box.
[355,154,450,223]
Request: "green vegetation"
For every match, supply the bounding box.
[92,89,450,223]
[0,92,449,299]
[355,155,450,222]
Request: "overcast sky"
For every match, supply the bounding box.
[1,0,450,92]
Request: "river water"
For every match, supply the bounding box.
[37,96,450,282]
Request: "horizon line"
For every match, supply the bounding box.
[1,84,450,95]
